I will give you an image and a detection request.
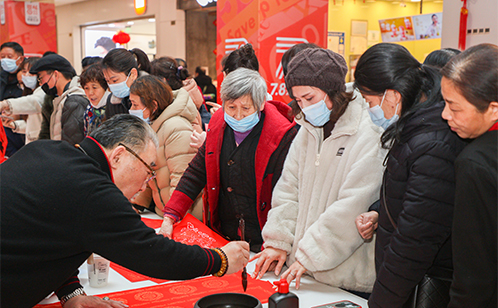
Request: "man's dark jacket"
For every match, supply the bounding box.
[0,138,221,308]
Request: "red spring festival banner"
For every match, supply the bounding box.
[216,0,329,104]
[0,1,57,56]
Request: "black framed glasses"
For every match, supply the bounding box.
[119,143,156,184]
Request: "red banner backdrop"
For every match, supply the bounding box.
[0,1,57,57]
[216,0,329,104]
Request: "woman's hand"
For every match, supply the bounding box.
[355,211,379,240]
[158,216,175,239]
[221,241,250,275]
[64,295,128,308]
[190,131,206,150]
[250,247,287,279]
[206,101,221,115]
[281,260,307,290]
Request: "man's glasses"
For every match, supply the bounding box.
[119,143,156,184]
[38,72,53,84]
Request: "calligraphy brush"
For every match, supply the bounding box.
[239,217,248,292]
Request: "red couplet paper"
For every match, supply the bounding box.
[34,272,276,308]
[110,214,229,283]
[141,217,163,229]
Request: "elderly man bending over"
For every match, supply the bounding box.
[0,114,249,308]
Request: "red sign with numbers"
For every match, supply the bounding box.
[216,0,329,104]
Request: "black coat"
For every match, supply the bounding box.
[448,129,497,308]
[0,138,222,308]
[0,69,23,101]
[368,101,467,308]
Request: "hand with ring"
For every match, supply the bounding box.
[63,295,128,308]
[280,260,307,290]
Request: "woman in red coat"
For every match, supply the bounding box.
[158,68,297,252]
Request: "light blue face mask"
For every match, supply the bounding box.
[302,95,331,127]
[1,57,20,73]
[129,107,150,124]
[368,91,399,130]
[108,72,131,98]
[224,110,260,133]
[22,75,37,90]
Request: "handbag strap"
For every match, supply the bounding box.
[382,176,398,229]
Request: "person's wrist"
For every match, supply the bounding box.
[163,213,178,223]
[60,287,86,307]
[212,248,228,277]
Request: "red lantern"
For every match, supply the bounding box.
[458,0,468,50]
[112,31,131,45]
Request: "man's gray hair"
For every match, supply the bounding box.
[90,114,158,153]
[220,67,267,110]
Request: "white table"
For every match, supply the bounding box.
[38,212,369,308]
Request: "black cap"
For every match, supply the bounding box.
[30,54,76,76]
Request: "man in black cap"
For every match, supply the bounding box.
[30,54,89,145]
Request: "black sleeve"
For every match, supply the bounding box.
[267,125,298,188]
[368,200,381,212]
[54,271,83,300]
[369,143,457,308]
[79,177,221,280]
[448,158,497,307]
[61,95,88,145]
[174,141,208,200]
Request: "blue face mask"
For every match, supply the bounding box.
[224,111,260,133]
[368,91,399,130]
[302,95,331,127]
[108,72,131,98]
[129,107,150,124]
[1,57,20,73]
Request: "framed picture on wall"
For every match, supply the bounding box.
[349,54,361,82]
[351,20,368,36]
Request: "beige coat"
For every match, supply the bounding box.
[134,88,203,218]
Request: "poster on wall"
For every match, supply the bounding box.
[379,16,415,42]
[216,0,329,104]
[413,13,442,40]
[328,31,345,56]
[379,12,442,42]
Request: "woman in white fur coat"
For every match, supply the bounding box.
[252,48,386,295]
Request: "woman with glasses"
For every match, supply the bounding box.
[128,75,202,218]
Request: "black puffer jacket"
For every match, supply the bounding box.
[368,101,468,308]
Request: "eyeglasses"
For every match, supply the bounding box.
[38,72,53,84]
[119,143,156,184]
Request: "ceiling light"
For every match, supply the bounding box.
[148,18,155,22]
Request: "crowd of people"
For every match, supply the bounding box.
[0,40,496,308]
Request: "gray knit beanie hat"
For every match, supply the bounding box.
[285,48,348,94]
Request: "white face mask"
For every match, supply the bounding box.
[22,75,38,90]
